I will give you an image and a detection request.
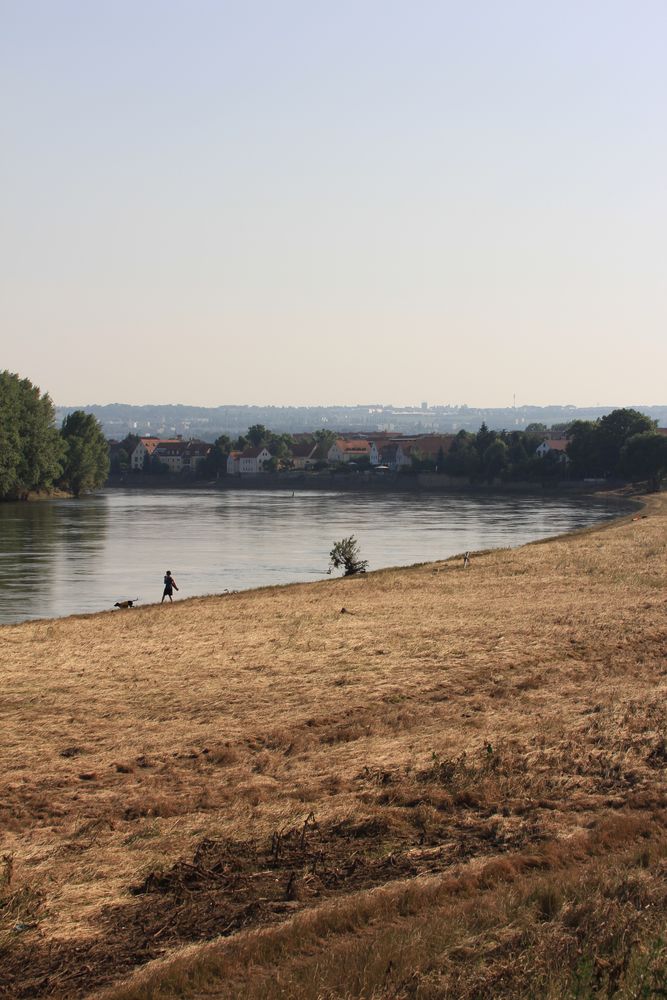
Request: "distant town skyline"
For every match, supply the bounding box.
[2,1,666,407]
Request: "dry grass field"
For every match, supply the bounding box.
[1,493,666,999]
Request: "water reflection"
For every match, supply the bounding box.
[0,490,627,624]
[0,498,108,623]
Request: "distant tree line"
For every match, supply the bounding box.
[106,408,667,490]
[0,371,109,500]
[410,408,666,489]
[565,409,667,488]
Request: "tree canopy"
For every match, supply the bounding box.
[567,409,656,479]
[0,371,65,499]
[59,411,110,497]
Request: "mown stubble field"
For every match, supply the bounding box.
[1,494,666,999]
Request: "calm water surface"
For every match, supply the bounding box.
[0,489,626,624]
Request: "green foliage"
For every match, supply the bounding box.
[620,432,667,490]
[0,371,65,499]
[443,432,481,478]
[246,424,268,447]
[267,432,294,459]
[596,408,655,476]
[314,429,337,449]
[202,435,232,478]
[482,439,509,481]
[329,536,368,576]
[567,409,656,479]
[59,411,109,496]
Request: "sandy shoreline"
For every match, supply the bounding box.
[1,492,665,998]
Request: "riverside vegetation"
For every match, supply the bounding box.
[0,371,108,499]
[0,492,666,998]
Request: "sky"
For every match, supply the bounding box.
[1,1,666,408]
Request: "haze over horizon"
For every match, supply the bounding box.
[2,1,666,409]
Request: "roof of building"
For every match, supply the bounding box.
[332,439,372,454]
[240,446,271,459]
[290,442,318,458]
[540,439,569,452]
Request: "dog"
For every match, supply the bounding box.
[114,599,138,609]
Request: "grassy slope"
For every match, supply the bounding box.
[0,495,665,998]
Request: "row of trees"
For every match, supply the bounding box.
[0,372,109,499]
[406,409,667,488]
[566,409,666,485]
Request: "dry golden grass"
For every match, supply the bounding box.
[1,493,666,998]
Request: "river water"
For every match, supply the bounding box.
[0,488,627,625]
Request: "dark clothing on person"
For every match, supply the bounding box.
[161,571,179,602]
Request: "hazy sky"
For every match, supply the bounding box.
[2,1,666,407]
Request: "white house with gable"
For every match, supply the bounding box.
[239,446,272,474]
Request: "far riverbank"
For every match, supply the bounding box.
[106,470,630,496]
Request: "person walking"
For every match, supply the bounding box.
[161,570,179,603]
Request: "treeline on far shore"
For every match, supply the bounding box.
[2,366,667,501]
[0,371,108,500]
[437,410,667,487]
[110,411,667,490]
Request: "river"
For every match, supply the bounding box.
[0,488,628,624]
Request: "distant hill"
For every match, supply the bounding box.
[54,402,667,441]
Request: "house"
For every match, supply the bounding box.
[130,436,183,470]
[152,439,211,474]
[377,442,400,469]
[395,435,455,468]
[153,441,186,473]
[535,439,570,462]
[130,436,161,470]
[327,439,378,465]
[227,450,242,475]
[238,446,272,474]
[182,440,211,474]
[290,441,319,470]
[131,436,210,473]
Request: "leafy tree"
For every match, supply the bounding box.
[202,434,232,478]
[410,449,435,473]
[109,447,129,475]
[120,433,140,455]
[329,536,368,576]
[267,432,294,459]
[246,424,269,447]
[567,409,655,479]
[234,434,248,450]
[525,422,547,434]
[596,408,655,476]
[59,411,110,496]
[444,433,481,478]
[507,436,529,466]
[0,371,64,499]
[475,421,496,456]
[482,439,509,481]
[620,432,667,490]
[566,420,603,478]
[314,429,337,449]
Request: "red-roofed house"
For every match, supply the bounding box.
[535,439,570,461]
[327,439,379,465]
